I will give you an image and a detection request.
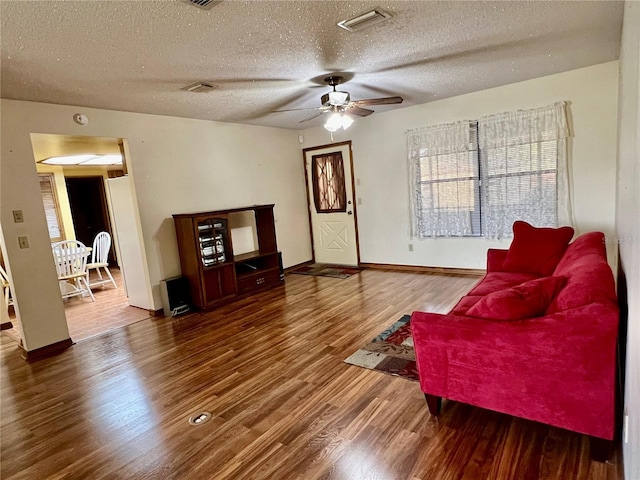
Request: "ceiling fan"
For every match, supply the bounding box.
[274,75,404,131]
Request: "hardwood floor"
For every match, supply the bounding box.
[5,267,151,344]
[0,269,622,479]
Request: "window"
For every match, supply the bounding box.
[39,174,64,242]
[311,152,347,213]
[480,137,559,238]
[409,122,481,237]
[409,102,570,238]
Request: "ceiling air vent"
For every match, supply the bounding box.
[181,0,222,10]
[337,8,392,32]
[181,82,219,93]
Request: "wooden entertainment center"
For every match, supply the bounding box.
[173,204,283,310]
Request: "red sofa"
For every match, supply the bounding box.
[411,224,619,459]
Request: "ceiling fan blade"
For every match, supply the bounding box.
[273,106,323,113]
[347,107,375,117]
[352,96,404,107]
[299,111,328,123]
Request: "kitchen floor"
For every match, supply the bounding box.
[3,267,152,344]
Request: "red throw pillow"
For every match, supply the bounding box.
[466,276,567,321]
[503,221,574,276]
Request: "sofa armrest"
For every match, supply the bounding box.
[486,248,508,271]
[410,303,619,439]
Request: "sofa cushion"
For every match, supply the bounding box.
[503,221,574,276]
[466,276,567,321]
[450,295,484,316]
[467,271,540,297]
[547,258,617,313]
[547,232,617,313]
[553,231,606,276]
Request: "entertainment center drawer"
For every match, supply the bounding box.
[236,269,281,294]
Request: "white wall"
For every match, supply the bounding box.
[616,2,640,478]
[302,62,620,269]
[1,100,311,351]
[0,63,621,354]
[0,120,70,351]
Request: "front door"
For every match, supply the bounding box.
[304,142,359,266]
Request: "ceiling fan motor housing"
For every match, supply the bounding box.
[322,91,350,107]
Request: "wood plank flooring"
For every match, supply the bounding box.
[0,269,622,480]
[63,267,151,341]
[5,267,151,344]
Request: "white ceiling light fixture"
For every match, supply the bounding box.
[324,111,354,132]
[41,154,123,166]
[80,154,123,165]
[337,8,392,32]
[40,154,97,165]
[341,114,354,130]
[324,112,343,132]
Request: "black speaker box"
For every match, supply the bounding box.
[278,252,284,280]
[160,276,192,316]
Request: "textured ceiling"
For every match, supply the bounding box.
[1,0,624,130]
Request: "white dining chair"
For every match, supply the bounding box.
[86,232,117,289]
[52,240,95,302]
[0,264,13,311]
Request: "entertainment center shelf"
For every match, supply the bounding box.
[173,204,283,310]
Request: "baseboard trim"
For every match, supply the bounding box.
[21,338,74,362]
[284,260,314,273]
[148,308,164,317]
[1,321,13,330]
[360,263,485,277]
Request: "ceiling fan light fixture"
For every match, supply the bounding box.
[324,112,354,132]
[324,112,344,132]
[341,114,354,130]
[337,8,392,32]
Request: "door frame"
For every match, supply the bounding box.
[302,140,361,265]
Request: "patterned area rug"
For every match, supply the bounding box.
[344,314,418,382]
[290,264,362,279]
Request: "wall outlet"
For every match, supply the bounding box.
[357,197,362,205]
[12,210,24,223]
[623,412,629,444]
[408,244,414,252]
[18,236,29,249]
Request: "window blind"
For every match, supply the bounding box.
[478,102,570,238]
[408,121,480,237]
[39,174,63,241]
[408,102,571,239]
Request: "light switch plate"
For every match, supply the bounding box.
[12,210,24,223]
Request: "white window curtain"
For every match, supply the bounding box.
[478,102,571,239]
[408,121,480,238]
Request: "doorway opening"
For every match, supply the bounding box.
[66,176,117,265]
[2,133,151,345]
